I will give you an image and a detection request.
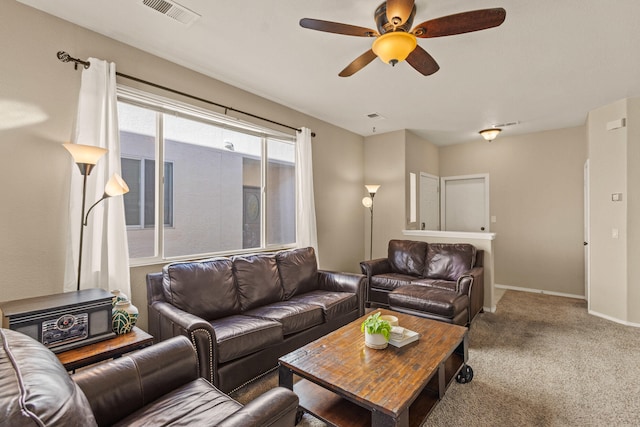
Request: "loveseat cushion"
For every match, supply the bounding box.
[112,378,242,427]
[245,300,324,335]
[388,286,468,319]
[388,239,428,276]
[233,254,283,312]
[291,291,358,321]
[425,243,476,281]
[276,247,319,299]
[0,328,98,427]
[211,315,282,363]
[163,258,240,320]
[370,273,417,291]
[411,278,457,292]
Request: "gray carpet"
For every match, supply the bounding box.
[231,291,640,426]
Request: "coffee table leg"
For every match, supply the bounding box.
[278,364,293,390]
[372,408,409,427]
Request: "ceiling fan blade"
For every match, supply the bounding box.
[406,46,440,76]
[300,18,378,37]
[386,0,415,26]
[339,50,378,77]
[412,8,506,38]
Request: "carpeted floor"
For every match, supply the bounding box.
[230,291,640,426]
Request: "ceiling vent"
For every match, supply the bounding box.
[141,0,200,25]
[367,113,386,120]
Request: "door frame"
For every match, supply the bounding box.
[440,173,490,232]
[584,159,590,307]
[419,172,440,230]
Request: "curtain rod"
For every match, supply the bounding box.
[57,51,315,137]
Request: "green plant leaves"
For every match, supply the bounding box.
[360,312,392,340]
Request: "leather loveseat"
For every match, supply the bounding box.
[360,240,484,325]
[0,328,298,427]
[147,246,366,393]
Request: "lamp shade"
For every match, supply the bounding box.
[372,32,417,65]
[63,143,108,165]
[479,128,502,142]
[365,184,381,195]
[104,173,129,197]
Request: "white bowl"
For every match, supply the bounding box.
[380,314,399,326]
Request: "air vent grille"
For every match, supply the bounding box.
[141,0,200,25]
[367,112,385,120]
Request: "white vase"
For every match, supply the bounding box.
[365,331,388,349]
[112,300,138,335]
[111,290,129,307]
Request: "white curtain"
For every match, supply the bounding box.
[64,58,131,295]
[295,127,319,260]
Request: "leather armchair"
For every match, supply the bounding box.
[1,328,298,427]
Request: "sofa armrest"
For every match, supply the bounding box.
[73,336,198,427]
[150,301,219,386]
[456,266,484,324]
[217,387,299,427]
[318,270,367,316]
[359,258,392,279]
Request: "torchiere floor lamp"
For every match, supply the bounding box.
[362,184,380,260]
[64,143,129,291]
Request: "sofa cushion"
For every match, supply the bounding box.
[113,378,241,427]
[0,329,98,427]
[291,291,358,321]
[277,247,319,299]
[233,254,283,312]
[388,286,469,319]
[388,239,428,276]
[370,273,416,291]
[163,258,240,321]
[245,300,324,335]
[410,278,457,292]
[426,243,476,281]
[211,315,282,363]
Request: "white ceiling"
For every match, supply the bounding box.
[18,0,640,145]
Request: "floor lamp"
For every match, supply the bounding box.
[64,143,129,291]
[362,184,380,260]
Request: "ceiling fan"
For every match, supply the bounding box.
[300,0,506,77]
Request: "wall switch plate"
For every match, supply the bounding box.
[612,228,619,239]
[612,193,623,202]
[491,216,497,223]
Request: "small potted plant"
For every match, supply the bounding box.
[361,312,392,349]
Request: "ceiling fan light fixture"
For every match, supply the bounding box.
[479,128,502,142]
[372,32,417,66]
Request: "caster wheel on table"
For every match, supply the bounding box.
[456,365,474,384]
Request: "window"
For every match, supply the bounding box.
[117,87,296,262]
[121,158,173,228]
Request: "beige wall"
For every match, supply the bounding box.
[587,97,640,324]
[405,131,439,230]
[363,130,406,259]
[628,98,640,323]
[0,1,365,331]
[439,126,587,297]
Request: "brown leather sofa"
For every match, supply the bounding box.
[360,240,484,325]
[0,328,298,427]
[147,246,366,393]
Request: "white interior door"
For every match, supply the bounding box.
[441,174,489,232]
[584,159,590,307]
[419,172,439,230]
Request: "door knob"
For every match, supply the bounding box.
[480,227,485,231]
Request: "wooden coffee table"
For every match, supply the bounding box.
[278,309,472,427]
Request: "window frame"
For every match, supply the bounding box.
[117,85,297,267]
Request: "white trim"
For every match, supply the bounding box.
[495,283,585,300]
[402,229,496,240]
[588,309,640,328]
[483,305,496,313]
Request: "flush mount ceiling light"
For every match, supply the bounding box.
[479,128,502,142]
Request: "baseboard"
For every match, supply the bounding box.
[588,309,640,328]
[495,284,585,300]
[483,305,496,313]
